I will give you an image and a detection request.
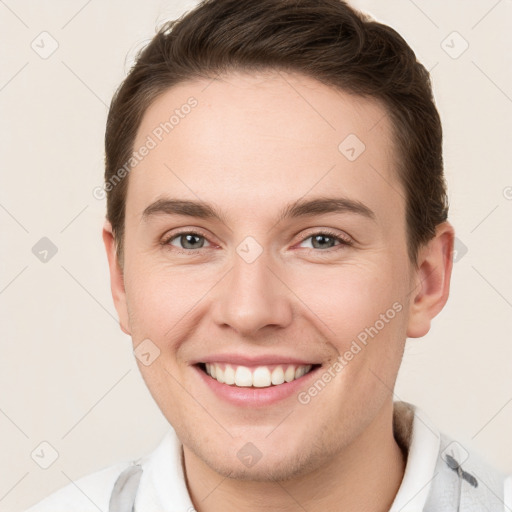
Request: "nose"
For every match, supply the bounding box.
[211,248,294,337]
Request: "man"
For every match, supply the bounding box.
[26,0,510,510]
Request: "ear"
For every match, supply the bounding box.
[406,222,455,338]
[102,220,131,335]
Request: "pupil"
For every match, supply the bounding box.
[183,234,203,249]
[313,235,333,249]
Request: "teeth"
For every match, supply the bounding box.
[235,366,253,387]
[253,367,271,388]
[284,366,295,382]
[271,366,285,385]
[295,366,306,379]
[224,365,235,385]
[203,363,313,388]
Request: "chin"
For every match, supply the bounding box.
[188,434,334,483]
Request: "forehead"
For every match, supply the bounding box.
[127,71,402,224]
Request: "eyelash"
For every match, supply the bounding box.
[161,229,353,255]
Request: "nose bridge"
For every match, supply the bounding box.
[212,242,293,335]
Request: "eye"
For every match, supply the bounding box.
[297,230,352,250]
[163,231,212,251]
[160,228,351,255]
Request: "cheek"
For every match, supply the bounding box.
[123,268,178,353]
[123,260,223,384]
[288,260,410,391]
[290,261,406,337]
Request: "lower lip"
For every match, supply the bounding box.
[193,365,321,407]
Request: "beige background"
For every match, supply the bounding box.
[0,0,511,510]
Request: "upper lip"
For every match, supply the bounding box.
[191,354,321,367]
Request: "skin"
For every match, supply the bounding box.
[103,70,454,512]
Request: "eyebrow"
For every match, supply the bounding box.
[141,196,375,224]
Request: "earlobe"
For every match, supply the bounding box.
[406,222,455,338]
[102,220,131,335]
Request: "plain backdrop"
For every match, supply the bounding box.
[0,1,511,510]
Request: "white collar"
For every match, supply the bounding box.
[135,427,194,511]
[389,402,441,511]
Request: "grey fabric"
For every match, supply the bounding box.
[424,433,505,512]
[108,464,143,512]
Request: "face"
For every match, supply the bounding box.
[104,70,451,481]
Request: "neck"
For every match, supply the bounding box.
[183,402,406,512]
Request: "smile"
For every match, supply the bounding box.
[200,362,317,388]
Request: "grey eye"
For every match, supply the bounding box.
[300,234,340,249]
[169,233,209,250]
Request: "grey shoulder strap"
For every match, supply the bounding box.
[109,463,143,512]
[424,433,505,511]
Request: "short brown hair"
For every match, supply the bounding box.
[105,0,448,266]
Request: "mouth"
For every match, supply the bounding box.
[196,362,321,388]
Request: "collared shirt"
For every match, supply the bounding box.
[25,401,511,511]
